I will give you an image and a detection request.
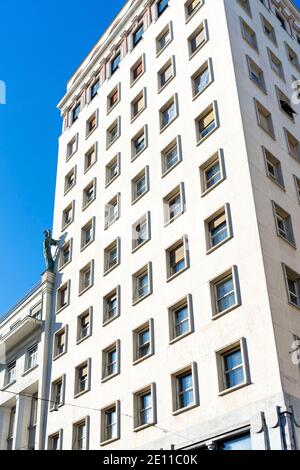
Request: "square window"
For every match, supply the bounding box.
[169,295,193,343]
[82,179,96,210]
[103,286,120,325]
[66,134,78,160]
[254,99,275,138]
[205,206,231,252]
[100,402,120,445]
[163,184,184,224]
[106,117,121,149]
[158,58,175,91]
[294,175,300,204]
[216,339,249,394]
[104,238,120,274]
[131,56,145,85]
[48,431,62,450]
[62,202,74,230]
[285,129,300,161]
[185,0,203,21]
[161,137,181,175]
[50,376,65,410]
[210,267,240,317]
[131,126,147,160]
[77,308,92,343]
[79,261,94,294]
[86,110,98,138]
[74,360,90,397]
[102,341,120,381]
[84,144,97,173]
[263,147,284,187]
[286,43,300,70]
[64,167,76,194]
[237,0,251,15]
[188,23,207,57]
[53,327,67,358]
[133,319,154,363]
[56,281,70,313]
[107,84,121,113]
[160,95,178,130]
[246,56,266,92]
[166,236,189,280]
[171,363,198,413]
[261,15,277,45]
[268,49,285,79]
[59,239,72,269]
[192,60,212,98]
[200,150,225,195]
[240,18,258,50]
[73,418,89,450]
[132,213,150,252]
[196,103,218,143]
[273,202,295,246]
[104,194,120,229]
[105,154,120,187]
[284,265,300,308]
[132,264,152,305]
[81,218,95,250]
[132,167,149,203]
[156,24,172,55]
[131,89,146,121]
[133,384,156,430]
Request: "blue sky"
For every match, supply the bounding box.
[0,0,125,317]
[0,0,300,318]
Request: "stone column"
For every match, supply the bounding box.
[0,406,11,450]
[36,270,55,450]
[13,394,32,450]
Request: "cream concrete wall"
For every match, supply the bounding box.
[46,0,300,450]
[226,0,300,400]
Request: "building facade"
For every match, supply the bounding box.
[1,0,300,451]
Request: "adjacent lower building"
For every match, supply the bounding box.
[1,0,300,450]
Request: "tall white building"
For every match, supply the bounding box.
[1,0,300,451]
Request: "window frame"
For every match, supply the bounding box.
[166,235,190,281]
[205,204,233,254]
[133,383,157,431]
[132,212,151,252]
[168,295,194,344]
[132,319,154,365]
[101,340,120,382]
[103,238,120,275]
[100,401,120,446]
[132,263,153,306]
[77,308,93,344]
[210,266,241,319]
[171,363,199,415]
[200,149,226,196]
[103,286,121,326]
[216,338,250,395]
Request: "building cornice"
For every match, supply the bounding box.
[57,0,151,111]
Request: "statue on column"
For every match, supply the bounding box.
[43,229,57,272]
